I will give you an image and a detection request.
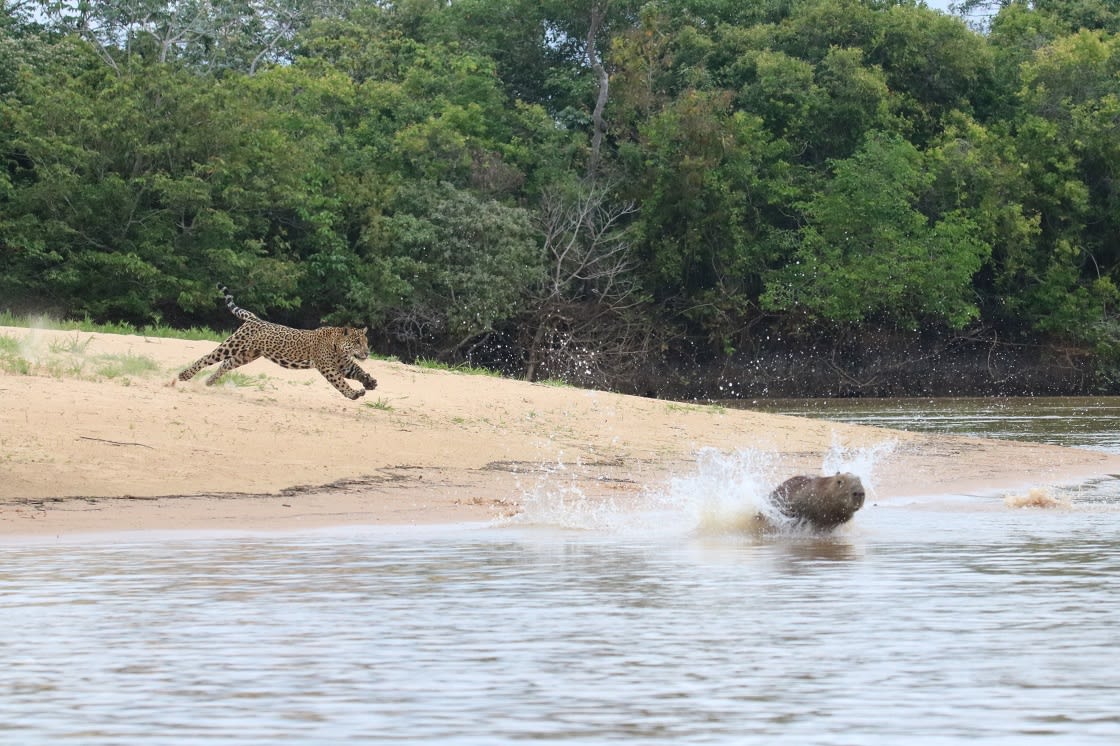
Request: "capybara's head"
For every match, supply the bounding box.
[833,472,866,512]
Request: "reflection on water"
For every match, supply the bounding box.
[4,398,1120,744]
[738,396,1120,452]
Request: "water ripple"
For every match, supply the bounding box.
[3,510,1120,744]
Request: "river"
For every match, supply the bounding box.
[2,397,1119,744]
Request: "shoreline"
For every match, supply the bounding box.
[4,325,1120,538]
[5,459,1118,542]
[6,435,1118,539]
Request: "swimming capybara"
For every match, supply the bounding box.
[768,472,866,529]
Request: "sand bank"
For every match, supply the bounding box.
[3,325,1119,536]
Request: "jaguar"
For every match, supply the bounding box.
[175,285,378,400]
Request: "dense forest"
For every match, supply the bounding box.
[2,0,1120,397]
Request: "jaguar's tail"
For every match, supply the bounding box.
[217,283,260,323]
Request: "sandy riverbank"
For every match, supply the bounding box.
[3,325,1119,536]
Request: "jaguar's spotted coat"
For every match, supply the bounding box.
[175,285,377,400]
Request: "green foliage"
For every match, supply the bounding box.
[762,134,990,328]
[0,310,224,341]
[872,4,996,143]
[0,45,324,322]
[635,90,790,323]
[364,182,540,342]
[3,0,1120,390]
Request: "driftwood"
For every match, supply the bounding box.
[78,436,154,449]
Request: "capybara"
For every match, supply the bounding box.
[768,472,866,529]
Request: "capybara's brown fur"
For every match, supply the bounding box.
[768,472,866,529]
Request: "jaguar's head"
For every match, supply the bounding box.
[345,327,370,360]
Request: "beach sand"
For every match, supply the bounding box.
[3,325,1119,536]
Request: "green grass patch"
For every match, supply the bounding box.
[0,311,224,342]
[35,357,86,378]
[364,397,395,411]
[665,401,727,415]
[0,330,165,382]
[220,372,269,389]
[93,353,161,379]
[48,333,93,354]
[0,353,31,375]
[414,358,502,377]
[0,334,30,375]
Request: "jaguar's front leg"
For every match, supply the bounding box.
[342,361,378,391]
[318,366,365,399]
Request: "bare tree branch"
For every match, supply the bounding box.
[32,0,343,73]
[523,179,649,385]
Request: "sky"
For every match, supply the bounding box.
[925,0,959,13]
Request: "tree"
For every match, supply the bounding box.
[923,113,1041,330]
[586,0,611,175]
[522,180,649,385]
[633,89,793,348]
[871,5,996,144]
[804,46,895,160]
[762,133,990,329]
[996,28,1120,341]
[362,182,541,355]
[32,0,350,73]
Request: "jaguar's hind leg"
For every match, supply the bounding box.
[177,345,233,383]
[342,360,378,391]
[205,351,260,385]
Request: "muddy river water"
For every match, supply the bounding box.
[2,398,1119,744]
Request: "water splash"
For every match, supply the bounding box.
[503,458,636,532]
[663,448,786,535]
[822,434,897,497]
[1004,487,1072,509]
[507,434,897,536]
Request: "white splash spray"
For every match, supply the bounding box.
[504,457,635,532]
[507,433,898,536]
[662,448,786,535]
[822,434,897,498]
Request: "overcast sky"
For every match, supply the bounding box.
[925,0,958,13]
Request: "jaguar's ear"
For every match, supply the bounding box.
[361,327,368,334]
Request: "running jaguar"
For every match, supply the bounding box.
[175,285,377,400]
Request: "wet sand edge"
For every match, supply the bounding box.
[5,447,1119,538]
